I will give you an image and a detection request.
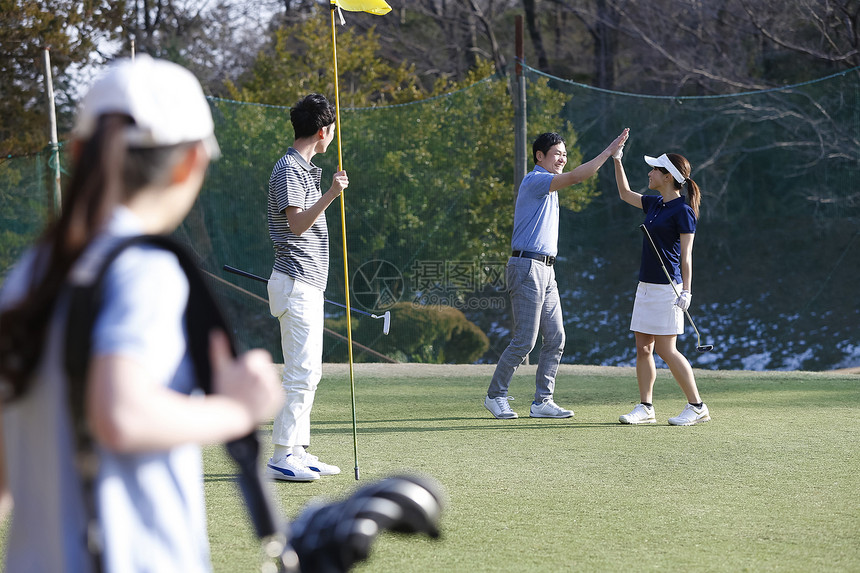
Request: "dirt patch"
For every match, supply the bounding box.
[830,366,860,375]
[320,363,636,379]
[314,363,860,379]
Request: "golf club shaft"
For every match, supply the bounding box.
[224,265,267,283]
[638,225,705,344]
[323,298,377,319]
[223,265,378,320]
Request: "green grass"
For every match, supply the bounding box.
[4,365,860,571]
[204,364,860,572]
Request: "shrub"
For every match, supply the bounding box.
[353,302,489,364]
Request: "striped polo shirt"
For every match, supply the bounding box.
[268,147,329,291]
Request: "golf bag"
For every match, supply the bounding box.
[64,234,442,572]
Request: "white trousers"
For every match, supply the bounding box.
[267,270,324,448]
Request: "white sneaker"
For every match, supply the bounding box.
[484,395,518,419]
[619,403,656,425]
[266,454,320,482]
[668,403,711,426]
[296,449,341,476]
[529,398,574,418]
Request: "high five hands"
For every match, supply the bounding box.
[611,128,630,159]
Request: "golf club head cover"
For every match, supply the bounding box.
[286,475,444,573]
[674,290,692,311]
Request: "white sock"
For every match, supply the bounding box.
[273,445,290,460]
[292,445,305,457]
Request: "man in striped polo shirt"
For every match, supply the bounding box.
[265,93,349,482]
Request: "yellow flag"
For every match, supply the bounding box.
[331,0,391,15]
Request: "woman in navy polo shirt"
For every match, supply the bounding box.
[611,145,710,426]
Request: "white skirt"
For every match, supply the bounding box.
[629,282,684,335]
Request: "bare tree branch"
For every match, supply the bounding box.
[466,0,507,75]
[738,0,859,66]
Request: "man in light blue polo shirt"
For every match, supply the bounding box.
[485,129,629,419]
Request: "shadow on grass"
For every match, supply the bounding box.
[204,473,240,483]
[309,419,634,433]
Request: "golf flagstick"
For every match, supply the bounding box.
[639,224,714,353]
[329,0,392,481]
[329,3,359,481]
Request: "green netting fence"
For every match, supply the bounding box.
[1,66,858,371]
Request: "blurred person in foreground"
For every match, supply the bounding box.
[484,129,628,420]
[265,93,348,482]
[610,136,710,426]
[0,56,282,572]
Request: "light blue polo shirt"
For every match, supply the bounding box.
[1,207,211,573]
[510,165,558,257]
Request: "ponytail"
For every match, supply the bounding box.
[0,115,131,401]
[685,178,701,219]
[665,153,700,219]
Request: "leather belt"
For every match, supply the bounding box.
[512,250,555,266]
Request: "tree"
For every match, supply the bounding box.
[739,0,860,73]
[321,59,591,296]
[337,0,522,90]
[121,0,273,95]
[0,1,125,156]
[0,0,282,158]
[226,14,425,107]
[538,0,857,95]
[210,9,595,295]
[0,151,56,278]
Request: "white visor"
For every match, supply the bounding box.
[644,154,685,184]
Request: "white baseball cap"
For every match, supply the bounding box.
[644,154,684,184]
[73,55,220,159]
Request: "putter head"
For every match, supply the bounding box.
[382,311,391,335]
[696,345,714,353]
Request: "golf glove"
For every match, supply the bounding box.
[612,145,624,160]
[675,290,692,311]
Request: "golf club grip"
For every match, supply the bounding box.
[211,314,282,540]
[212,343,283,540]
[223,264,268,283]
[180,261,281,540]
[226,434,282,538]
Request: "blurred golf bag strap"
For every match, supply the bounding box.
[63,234,286,573]
[63,234,445,573]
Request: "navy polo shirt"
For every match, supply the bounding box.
[639,194,697,284]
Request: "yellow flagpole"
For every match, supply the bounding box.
[330,2,361,481]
